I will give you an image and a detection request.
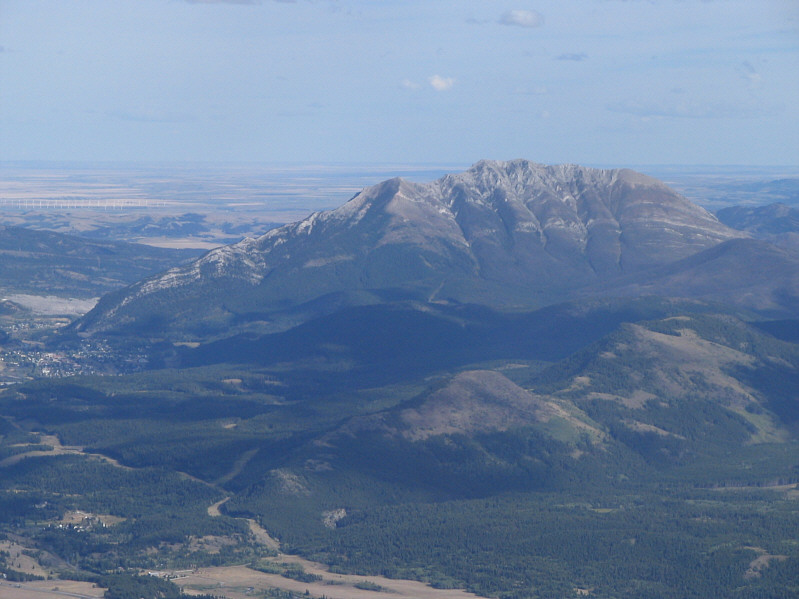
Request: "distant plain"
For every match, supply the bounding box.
[2,163,797,250]
[0,163,467,248]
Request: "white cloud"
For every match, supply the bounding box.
[401,79,421,90]
[429,75,455,92]
[498,10,544,28]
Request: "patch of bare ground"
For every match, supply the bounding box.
[565,375,591,392]
[206,496,280,551]
[712,482,799,495]
[0,580,105,599]
[585,389,655,409]
[4,295,98,317]
[214,448,259,486]
[0,540,53,579]
[244,519,280,552]
[135,237,222,250]
[186,535,239,555]
[207,496,230,517]
[0,540,104,599]
[397,370,557,441]
[631,326,757,402]
[622,419,685,438]
[340,369,603,443]
[321,508,347,529]
[743,547,788,579]
[59,510,125,527]
[0,434,131,470]
[269,468,311,496]
[177,564,489,599]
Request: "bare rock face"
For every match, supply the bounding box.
[433,160,737,281]
[73,160,744,338]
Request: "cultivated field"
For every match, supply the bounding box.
[176,563,489,599]
[0,580,105,599]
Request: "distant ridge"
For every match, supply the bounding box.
[0,224,200,300]
[606,237,799,315]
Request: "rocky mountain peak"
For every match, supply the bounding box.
[72,160,748,338]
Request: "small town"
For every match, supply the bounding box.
[0,336,148,383]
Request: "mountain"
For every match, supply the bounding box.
[535,312,799,437]
[175,297,726,386]
[0,224,201,299]
[601,238,799,316]
[216,312,799,514]
[717,203,799,237]
[717,203,799,254]
[370,369,564,442]
[71,160,743,339]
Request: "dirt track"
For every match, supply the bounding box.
[0,435,131,469]
[206,496,230,517]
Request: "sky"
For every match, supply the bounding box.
[1,0,797,167]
